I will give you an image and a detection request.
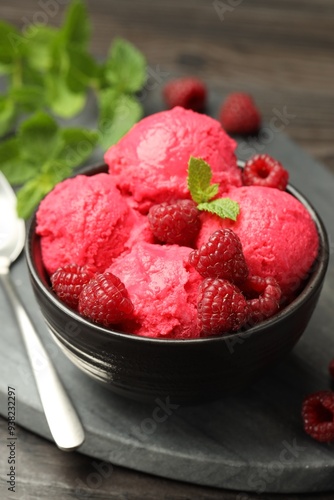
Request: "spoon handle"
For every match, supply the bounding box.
[0,269,85,450]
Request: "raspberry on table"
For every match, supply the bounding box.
[242,154,289,190]
[197,278,250,336]
[148,199,201,246]
[51,263,96,309]
[301,391,334,442]
[219,92,261,135]
[163,77,207,112]
[78,272,134,327]
[241,275,281,324]
[189,229,249,284]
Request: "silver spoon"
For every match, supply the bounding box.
[0,172,85,451]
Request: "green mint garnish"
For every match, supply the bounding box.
[187,157,219,204]
[187,156,240,221]
[198,198,239,221]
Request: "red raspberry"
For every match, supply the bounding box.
[302,391,334,442]
[329,359,334,380]
[219,92,261,135]
[51,263,96,309]
[163,77,207,112]
[241,275,281,324]
[78,272,134,326]
[197,278,250,336]
[189,229,248,284]
[148,199,201,246]
[243,154,289,190]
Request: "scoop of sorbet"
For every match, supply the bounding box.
[36,173,150,275]
[104,106,242,212]
[107,242,202,339]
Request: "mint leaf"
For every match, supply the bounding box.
[66,46,98,93]
[187,156,219,204]
[41,159,72,185]
[39,129,98,181]
[10,86,45,112]
[104,38,146,93]
[18,111,61,163]
[46,73,86,118]
[24,25,57,72]
[187,157,240,221]
[0,137,37,184]
[0,95,15,136]
[21,64,45,88]
[56,128,99,169]
[0,62,10,75]
[198,198,240,221]
[17,174,54,220]
[46,35,89,115]
[0,21,22,65]
[61,0,90,48]
[98,90,143,150]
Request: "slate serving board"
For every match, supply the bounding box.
[0,93,333,493]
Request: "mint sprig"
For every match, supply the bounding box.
[0,0,147,218]
[187,156,240,221]
[187,157,219,203]
[0,1,146,132]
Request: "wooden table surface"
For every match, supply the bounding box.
[1,1,334,499]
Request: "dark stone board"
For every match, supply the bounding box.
[0,94,334,493]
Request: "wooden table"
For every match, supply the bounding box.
[1,1,334,498]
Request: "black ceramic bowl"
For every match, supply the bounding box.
[25,164,329,404]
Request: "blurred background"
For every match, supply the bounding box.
[2,0,334,172]
[1,1,334,499]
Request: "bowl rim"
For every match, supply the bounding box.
[25,163,329,346]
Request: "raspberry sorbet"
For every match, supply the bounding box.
[36,108,319,338]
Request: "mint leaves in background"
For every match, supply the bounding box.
[1,112,98,219]
[0,0,147,218]
[98,38,146,149]
[187,157,240,221]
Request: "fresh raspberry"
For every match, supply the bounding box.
[241,275,281,324]
[148,199,201,246]
[78,272,134,326]
[242,154,289,190]
[302,391,334,442]
[51,263,96,309]
[163,77,207,112]
[189,229,248,284]
[329,359,334,380]
[219,92,261,135]
[197,278,250,336]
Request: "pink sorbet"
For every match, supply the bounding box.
[36,173,152,275]
[196,185,319,299]
[104,106,241,212]
[107,242,202,339]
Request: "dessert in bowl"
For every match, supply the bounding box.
[25,107,329,403]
